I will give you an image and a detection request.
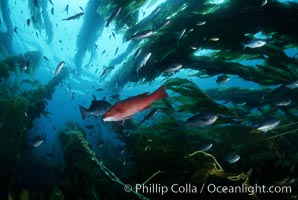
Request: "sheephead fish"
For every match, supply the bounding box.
[79,99,112,120]
[55,61,65,75]
[102,86,168,122]
[243,39,266,49]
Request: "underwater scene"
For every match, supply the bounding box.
[0,0,298,199]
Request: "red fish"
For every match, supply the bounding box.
[102,86,168,122]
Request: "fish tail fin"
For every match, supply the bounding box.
[79,105,88,120]
[152,86,168,100]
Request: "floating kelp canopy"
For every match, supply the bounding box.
[99,0,147,31]
[107,0,298,87]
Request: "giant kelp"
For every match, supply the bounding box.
[118,78,297,199]
[57,122,154,200]
[0,0,14,57]
[74,0,105,74]
[0,51,41,79]
[28,0,54,43]
[107,0,298,87]
[0,63,70,198]
[99,0,147,32]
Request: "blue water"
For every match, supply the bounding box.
[1,0,298,199]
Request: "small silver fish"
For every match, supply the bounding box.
[260,0,267,7]
[209,37,219,41]
[100,66,114,79]
[154,19,171,31]
[257,118,280,132]
[151,7,161,17]
[31,133,46,147]
[55,61,65,75]
[185,112,218,127]
[106,7,121,27]
[224,152,240,164]
[274,97,292,107]
[197,143,213,151]
[243,39,266,49]
[163,63,183,73]
[286,80,298,89]
[216,75,230,84]
[134,48,142,59]
[177,28,186,44]
[196,21,206,26]
[128,30,153,41]
[136,52,151,74]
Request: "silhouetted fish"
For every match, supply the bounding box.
[43,56,49,61]
[110,94,120,99]
[106,7,121,27]
[49,0,54,6]
[137,108,158,127]
[26,18,31,26]
[96,88,103,91]
[63,5,69,15]
[100,66,114,79]
[114,47,119,56]
[62,12,84,21]
[33,0,38,7]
